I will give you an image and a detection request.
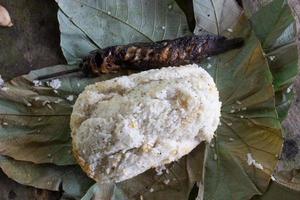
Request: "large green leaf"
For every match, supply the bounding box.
[57,11,99,66]
[81,183,127,200]
[196,1,299,199]
[249,0,297,87]
[57,0,190,64]
[250,0,294,50]
[193,0,242,35]
[240,0,298,121]
[243,0,300,195]
[241,0,273,17]
[204,29,282,200]
[270,33,298,122]
[192,2,283,196]
[249,0,298,121]
[0,65,124,165]
[0,67,74,165]
[0,156,94,199]
[1,0,296,199]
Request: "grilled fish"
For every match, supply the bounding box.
[80,34,244,76]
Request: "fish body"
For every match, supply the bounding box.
[80,35,244,76]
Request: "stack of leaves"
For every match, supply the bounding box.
[0,0,299,199]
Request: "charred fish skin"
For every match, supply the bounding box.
[80,34,244,76]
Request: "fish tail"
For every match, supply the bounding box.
[207,36,244,56]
